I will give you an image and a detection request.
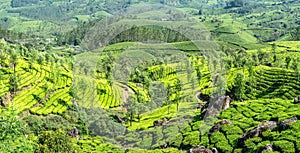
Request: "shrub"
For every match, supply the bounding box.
[273,140,295,153]
[233,148,243,153]
[261,129,276,141]
[296,140,300,152]
[210,132,227,144]
[256,141,271,152]
[215,141,233,153]
[36,129,78,153]
[170,134,183,148]
[244,137,262,152]
[227,135,240,147]
[199,135,209,146]
[221,125,243,135]
[182,131,200,147]
[191,121,202,131]
[137,134,153,149]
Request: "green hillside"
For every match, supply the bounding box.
[0,0,300,153]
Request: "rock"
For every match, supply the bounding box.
[222,96,231,110]
[71,99,78,106]
[153,120,162,126]
[194,103,202,109]
[68,127,79,140]
[190,145,213,153]
[278,117,298,131]
[258,144,274,152]
[211,148,218,153]
[294,96,300,104]
[1,92,11,106]
[265,144,274,151]
[238,121,277,147]
[153,118,168,127]
[209,120,232,136]
[200,96,232,119]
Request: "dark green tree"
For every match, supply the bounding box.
[36,129,77,153]
[0,108,34,152]
[234,72,245,101]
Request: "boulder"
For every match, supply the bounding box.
[68,127,79,140]
[190,145,213,153]
[209,120,232,136]
[200,96,232,119]
[278,117,298,131]
[265,144,274,151]
[238,121,277,147]
[211,148,218,153]
[153,118,168,127]
[222,96,231,110]
[153,120,162,126]
[194,103,202,109]
[294,96,300,104]
[258,144,274,152]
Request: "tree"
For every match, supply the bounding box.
[174,78,182,111]
[234,72,245,101]
[291,58,299,81]
[124,95,139,126]
[198,9,203,15]
[251,53,259,66]
[285,56,291,69]
[9,51,18,97]
[214,75,226,97]
[36,129,77,153]
[9,74,18,96]
[98,53,115,85]
[0,108,34,152]
[195,66,202,84]
[226,0,245,8]
[166,83,172,114]
[291,26,300,40]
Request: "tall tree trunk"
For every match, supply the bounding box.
[130,112,133,126]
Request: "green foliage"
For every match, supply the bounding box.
[0,1,300,152]
[36,129,77,153]
[234,72,246,100]
[182,131,200,147]
[273,140,295,153]
[0,108,34,152]
[210,132,227,144]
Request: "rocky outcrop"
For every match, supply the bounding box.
[238,121,277,147]
[257,144,274,152]
[294,96,300,104]
[200,96,232,119]
[278,117,298,131]
[194,103,202,109]
[264,144,274,152]
[190,145,213,153]
[153,118,168,126]
[209,120,232,136]
[1,92,11,106]
[222,96,231,110]
[68,127,79,140]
